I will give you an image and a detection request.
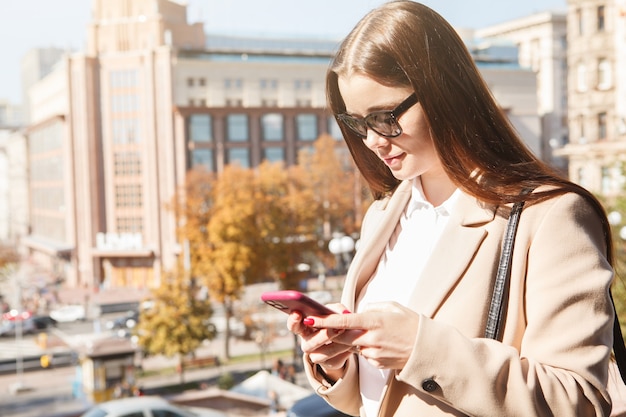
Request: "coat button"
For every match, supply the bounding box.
[422,378,439,392]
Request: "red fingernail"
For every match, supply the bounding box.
[303,318,315,326]
[342,309,351,314]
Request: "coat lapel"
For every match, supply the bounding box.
[408,193,496,317]
[344,182,497,318]
[342,181,413,310]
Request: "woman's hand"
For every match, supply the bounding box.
[303,301,419,370]
[287,304,355,378]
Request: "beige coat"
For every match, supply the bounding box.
[304,180,615,416]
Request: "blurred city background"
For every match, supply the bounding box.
[2,0,626,416]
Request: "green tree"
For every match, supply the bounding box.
[136,266,215,384]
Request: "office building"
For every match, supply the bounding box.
[556,0,626,195]
[476,11,569,172]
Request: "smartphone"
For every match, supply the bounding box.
[261,290,336,316]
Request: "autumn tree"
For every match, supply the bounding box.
[136,265,215,384]
[252,161,319,290]
[171,136,366,357]
[296,134,365,271]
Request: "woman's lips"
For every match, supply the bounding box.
[381,153,405,167]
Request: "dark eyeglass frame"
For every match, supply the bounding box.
[336,93,418,139]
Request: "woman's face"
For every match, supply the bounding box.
[338,74,445,183]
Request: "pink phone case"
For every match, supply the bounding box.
[261,290,335,316]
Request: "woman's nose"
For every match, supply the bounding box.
[363,129,389,149]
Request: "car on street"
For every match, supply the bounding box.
[0,317,36,337]
[287,393,352,417]
[79,396,226,417]
[50,304,86,323]
[106,310,139,331]
[32,314,57,329]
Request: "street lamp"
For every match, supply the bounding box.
[609,211,626,240]
[328,234,355,274]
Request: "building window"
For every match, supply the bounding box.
[577,167,587,188]
[597,58,612,90]
[294,79,312,90]
[112,119,140,144]
[597,5,605,32]
[296,114,318,141]
[264,147,284,163]
[198,78,206,87]
[576,8,583,35]
[225,79,243,89]
[260,79,278,90]
[598,112,607,140]
[576,63,587,92]
[115,184,143,208]
[110,70,138,88]
[579,114,586,143]
[261,113,284,141]
[328,116,343,141]
[227,148,250,168]
[114,152,142,176]
[187,77,194,87]
[226,98,243,107]
[601,166,611,194]
[116,217,143,233]
[227,114,249,142]
[111,95,139,113]
[295,99,312,107]
[189,114,212,142]
[192,149,214,171]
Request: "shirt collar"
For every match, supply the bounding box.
[406,177,460,217]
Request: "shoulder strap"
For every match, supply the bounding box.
[484,200,525,340]
[485,197,626,385]
[611,291,626,384]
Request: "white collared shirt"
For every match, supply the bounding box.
[357,177,460,417]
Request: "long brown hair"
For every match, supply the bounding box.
[327,1,613,262]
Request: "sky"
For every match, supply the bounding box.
[0,0,567,105]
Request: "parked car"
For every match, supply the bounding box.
[106,310,139,331]
[50,304,86,323]
[32,315,57,329]
[0,317,36,337]
[79,396,226,417]
[287,393,352,417]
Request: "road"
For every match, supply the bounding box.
[0,312,301,417]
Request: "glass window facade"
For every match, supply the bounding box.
[262,113,284,141]
[328,116,343,141]
[192,149,214,171]
[227,114,249,142]
[597,58,611,90]
[264,147,284,162]
[598,112,607,140]
[228,148,250,168]
[190,114,212,142]
[296,114,317,141]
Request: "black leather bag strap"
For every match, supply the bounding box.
[484,200,525,340]
[611,290,626,384]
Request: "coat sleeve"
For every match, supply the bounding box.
[395,192,614,416]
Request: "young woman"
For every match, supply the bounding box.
[286,1,616,416]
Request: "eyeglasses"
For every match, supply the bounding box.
[336,93,418,139]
